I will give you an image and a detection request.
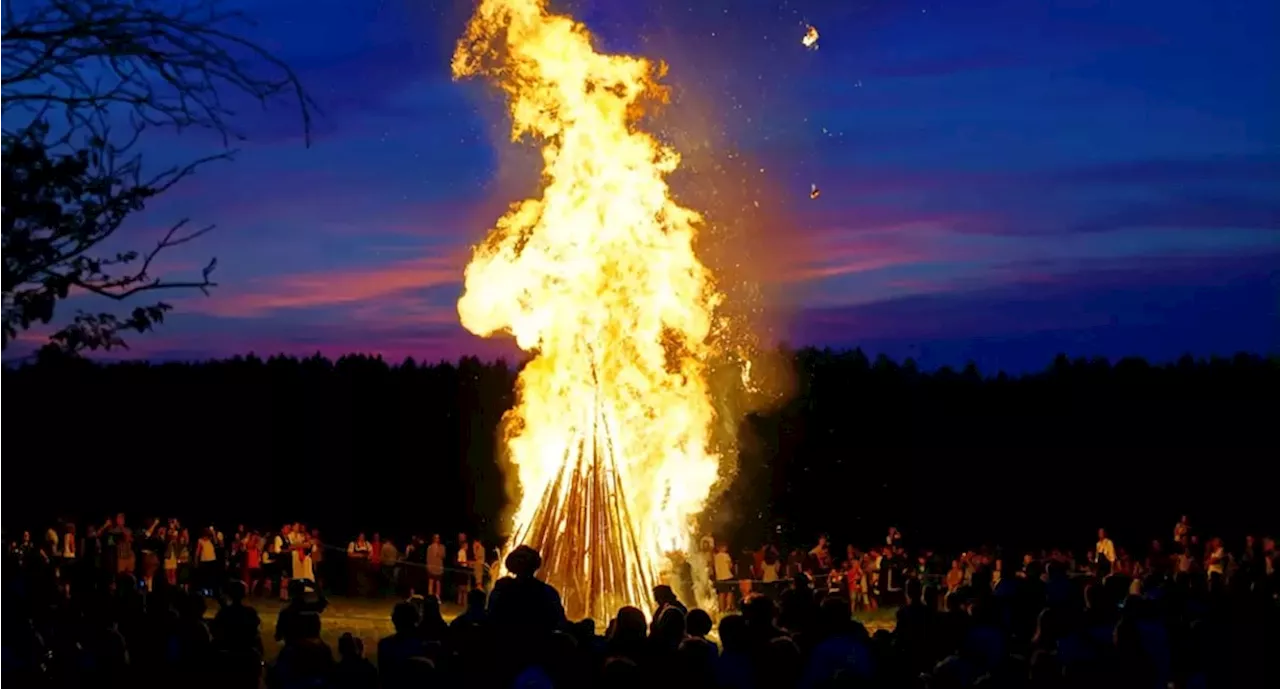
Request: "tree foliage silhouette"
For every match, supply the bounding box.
[1,0,315,353]
[5,348,1276,549]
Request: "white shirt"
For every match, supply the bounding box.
[1096,538,1117,563]
[714,552,733,581]
[61,535,76,558]
[457,546,469,565]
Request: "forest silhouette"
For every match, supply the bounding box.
[5,347,1277,551]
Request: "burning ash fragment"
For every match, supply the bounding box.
[802,25,819,49]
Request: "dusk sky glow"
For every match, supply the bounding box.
[11,0,1278,372]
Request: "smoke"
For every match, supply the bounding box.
[647,64,801,526]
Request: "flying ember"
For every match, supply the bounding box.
[452,0,725,620]
[802,25,820,49]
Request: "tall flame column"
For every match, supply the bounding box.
[452,0,725,620]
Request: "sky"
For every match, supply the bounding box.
[8,0,1279,372]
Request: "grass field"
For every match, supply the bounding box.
[236,595,898,664]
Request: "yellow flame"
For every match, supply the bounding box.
[453,0,723,614]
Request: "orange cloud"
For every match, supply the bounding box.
[772,222,948,284]
[187,254,465,318]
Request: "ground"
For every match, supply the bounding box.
[247,596,414,664]
[236,595,898,664]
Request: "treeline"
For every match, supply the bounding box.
[4,348,1277,551]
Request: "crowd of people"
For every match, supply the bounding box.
[709,521,1275,617]
[5,513,1277,688]
[8,515,494,604]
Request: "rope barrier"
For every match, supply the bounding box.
[285,542,490,576]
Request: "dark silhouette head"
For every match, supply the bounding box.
[391,601,420,634]
[610,606,647,644]
[601,657,641,689]
[338,632,363,660]
[743,593,776,627]
[652,584,678,607]
[719,614,748,652]
[686,608,713,638]
[505,545,542,578]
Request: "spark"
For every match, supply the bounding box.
[802,25,819,49]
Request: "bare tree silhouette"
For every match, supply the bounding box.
[2,0,315,353]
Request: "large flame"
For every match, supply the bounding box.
[453,0,723,619]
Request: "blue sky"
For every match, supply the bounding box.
[7,0,1277,371]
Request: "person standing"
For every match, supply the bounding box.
[1206,537,1226,578]
[471,539,487,591]
[347,533,373,597]
[278,524,295,600]
[1173,515,1191,549]
[293,532,316,585]
[102,513,128,574]
[197,528,219,595]
[380,538,399,595]
[58,523,77,584]
[426,534,445,599]
[245,533,263,595]
[262,531,280,598]
[714,544,734,613]
[174,529,192,590]
[164,532,180,586]
[1095,528,1117,578]
[455,533,471,605]
[309,529,325,591]
[111,531,134,580]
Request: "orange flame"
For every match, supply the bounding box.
[452,0,724,618]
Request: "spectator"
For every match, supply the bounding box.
[332,632,378,689]
[212,579,263,656]
[196,528,219,595]
[379,537,399,594]
[377,601,429,686]
[471,537,486,591]
[451,587,489,630]
[425,533,445,599]
[1096,528,1117,577]
[10,512,1279,689]
[454,532,471,605]
[347,532,373,596]
[269,611,332,689]
[714,543,734,612]
[274,580,328,645]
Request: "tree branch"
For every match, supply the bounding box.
[1,0,314,354]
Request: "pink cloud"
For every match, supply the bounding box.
[769,213,989,285]
[186,253,465,318]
